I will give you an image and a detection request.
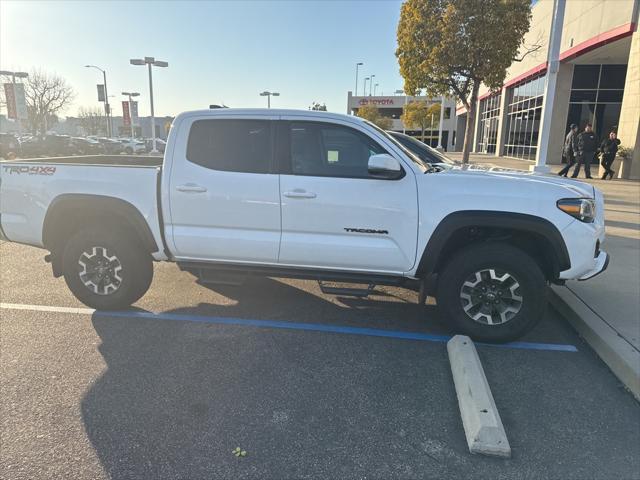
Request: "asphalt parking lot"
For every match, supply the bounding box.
[1,241,639,479]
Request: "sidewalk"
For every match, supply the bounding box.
[448,152,640,400]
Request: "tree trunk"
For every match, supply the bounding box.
[461,81,480,164]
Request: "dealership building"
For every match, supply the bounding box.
[346,93,458,151]
[455,0,639,179]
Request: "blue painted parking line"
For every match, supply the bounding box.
[97,310,578,353]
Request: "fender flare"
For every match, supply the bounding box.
[417,211,571,276]
[42,194,158,254]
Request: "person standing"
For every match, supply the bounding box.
[558,124,578,177]
[599,131,621,180]
[571,123,598,179]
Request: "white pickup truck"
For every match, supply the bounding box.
[0,109,608,342]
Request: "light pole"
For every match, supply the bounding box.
[259,91,280,108]
[84,65,112,137]
[130,56,168,153]
[0,70,28,134]
[355,62,363,96]
[363,77,370,98]
[437,95,445,150]
[374,83,379,96]
[395,89,408,134]
[122,91,140,139]
[369,75,375,96]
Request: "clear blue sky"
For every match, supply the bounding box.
[1,0,407,118]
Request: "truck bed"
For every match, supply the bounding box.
[1,155,163,167]
[0,157,165,257]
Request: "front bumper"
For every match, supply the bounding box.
[578,251,610,281]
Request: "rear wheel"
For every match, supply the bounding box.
[436,242,546,343]
[125,147,133,154]
[62,226,153,310]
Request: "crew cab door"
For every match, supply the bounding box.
[277,119,418,273]
[167,116,281,263]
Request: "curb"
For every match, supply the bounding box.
[447,335,511,458]
[549,285,640,401]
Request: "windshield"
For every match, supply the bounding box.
[363,120,432,172]
[389,132,455,165]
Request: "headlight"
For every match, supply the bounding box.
[557,198,596,223]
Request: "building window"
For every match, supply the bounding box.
[476,93,502,154]
[503,74,545,160]
[566,64,627,138]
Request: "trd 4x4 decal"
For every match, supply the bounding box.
[2,165,56,176]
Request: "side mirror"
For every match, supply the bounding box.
[368,154,403,179]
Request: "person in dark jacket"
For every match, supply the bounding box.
[558,124,578,177]
[571,123,598,179]
[599,131,621,180]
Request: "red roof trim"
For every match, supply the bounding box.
[559,22,635,62]
[454,22,635,115]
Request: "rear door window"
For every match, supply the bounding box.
[186,119,272,173]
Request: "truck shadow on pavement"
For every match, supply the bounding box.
[79,275,640,480]
[80,297,472,479]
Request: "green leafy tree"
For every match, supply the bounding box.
[401,101,441,142]
[356,104,393,130]
[396,0,536,163]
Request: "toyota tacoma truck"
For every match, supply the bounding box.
[0,109,608,342]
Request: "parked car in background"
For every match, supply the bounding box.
[95,138,125,154]
[145,138,166,154]
[18,136,42,158]
[70,137,105,155]
[44,135,75,156]
[0,133,21,159]
[118,138,147,154]
[387,131,456,169]
[18,134,74,158]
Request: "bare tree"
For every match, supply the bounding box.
[24,69,75,134]
[77,106,106,136]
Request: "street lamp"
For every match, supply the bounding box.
[130,56,168,153]
[122,91,140,139]
[374,83,379,96]
[369,74,375,96]
[437,95,445,150]
[363,77,370,98]
[355,62,363,96]
[84,65,112,137]
[259,91,280,108]
[0,70,29,134]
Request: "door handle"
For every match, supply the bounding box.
[176,183,207,193]
[283,190,317,199]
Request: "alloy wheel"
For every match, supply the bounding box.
[78,246,123,295]
[459,268,523,325]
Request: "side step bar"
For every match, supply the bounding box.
[318,281,376,298]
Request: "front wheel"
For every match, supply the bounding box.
[436,243,546,343]
[62,226,153,310]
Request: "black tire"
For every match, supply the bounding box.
[62,226,153,310]
[436,242,546,343]
[125,147,133,154]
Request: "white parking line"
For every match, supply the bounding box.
[1,303,95,315]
